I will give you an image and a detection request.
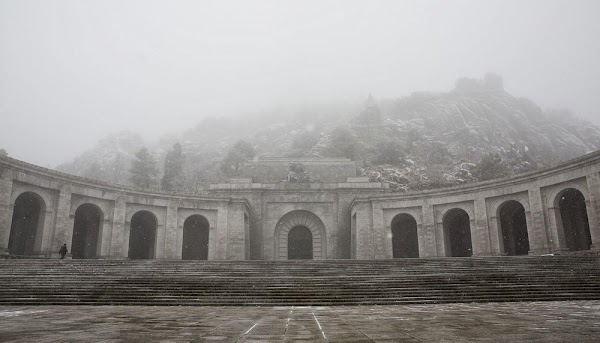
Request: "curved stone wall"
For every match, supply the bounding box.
[351,150,600,259]
[1,150,599,260]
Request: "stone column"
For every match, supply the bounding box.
[109,196,127,258]
[420,201,437,257]
[0,171,13,255]
[472,197,491,256]
[372,201,387,259]
[586,173,600,251]
[487,211,503,255]
[213,201,229,260]
[162,203,179,259]
[528,188,552,254]
[434,207,447,257]
[52,185,72,257]
[355,202,374,259]
[227,203,246,260]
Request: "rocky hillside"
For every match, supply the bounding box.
[57,75,600,192]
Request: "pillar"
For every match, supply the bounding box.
[109,196,127,258]
[372,201,386,259]
[420,201,438,257]
[226,203,247,260]
[354,202,374,259]
[214,201,229,260]
[586,173,600,251]
[162,203,179,259]
[52,185,72,257]
[528,188,552,254]
[0,171,13,255]
[472,197,491,256]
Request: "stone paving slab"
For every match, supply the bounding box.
[0,301,599,342]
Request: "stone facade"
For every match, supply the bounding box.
[1,152,599,260]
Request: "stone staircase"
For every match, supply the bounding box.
[1,256,599,306]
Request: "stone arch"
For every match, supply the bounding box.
[69,197,111,219]
[126,207,164,226]
[274,210,326,260]
[8,191,47,255]
[553,188,592,251]
[10,185,53,210]
[497,200,529,255]
[71,203,104,259]
[182,214,209,260]
[128,210,158,259]
[390,213,419,258]
[442,208,473,257]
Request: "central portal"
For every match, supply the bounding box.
[275,210,326,260]
[288,226,313,259]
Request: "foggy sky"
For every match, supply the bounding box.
[1,0,599,167]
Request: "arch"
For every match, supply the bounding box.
[555,188,592,251]
[128,210,157,259]
[443,208,472,257]
[11,186,53,210]
[71,203,104,259]
[182,214,209,260]
[497,200,529,255]
[8,191,46,255]
[391,213,419,258]
[274,210,326,260]
[288,226,313,259]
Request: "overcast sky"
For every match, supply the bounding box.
[1,0,599,167]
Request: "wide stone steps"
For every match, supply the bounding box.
[1,256,599,306]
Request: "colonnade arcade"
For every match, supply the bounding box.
[1,153,599,260]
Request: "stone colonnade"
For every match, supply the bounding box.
[1,150,600,260]
[351,155,600,258]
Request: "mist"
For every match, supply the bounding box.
[1,0,599,167]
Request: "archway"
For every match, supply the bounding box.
[275,210,326,260]
[182,215,209,260]
[443,208,473,257]
[288,226,313,260]
[71,204,103,259]
[391,214,419,258]
[498,201,530,255]
[128,211,157,259]
[8,192,45,255]
[558,188,592,251]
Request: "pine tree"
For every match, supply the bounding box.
[353,94,384,146]
[161,143,185,191]
[130,147,158,188]
[220,140,256,177]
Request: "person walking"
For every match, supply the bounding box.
[59,244,68,259]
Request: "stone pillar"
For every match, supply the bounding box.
[434,207,447,257]
[546,206,568,253]
[528,188,552,254]
[420,201,437,257]
[52,185,72,257]
[213,201,229,260]
[162,203,179,259]
[372,202,387,259]
[355,202,374,259]
[227,203,247,260]
[0,172,13,255]
[110,196,127,258]
[586,173,600,251]
[472,197,491,256]
[487,214,503,255]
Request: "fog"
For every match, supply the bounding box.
[1,0,599,167]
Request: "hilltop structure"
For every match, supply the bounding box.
[0,153,599,260]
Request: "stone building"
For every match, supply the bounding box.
[0,152,599,260]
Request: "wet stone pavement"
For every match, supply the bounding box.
[0,301,599,342]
